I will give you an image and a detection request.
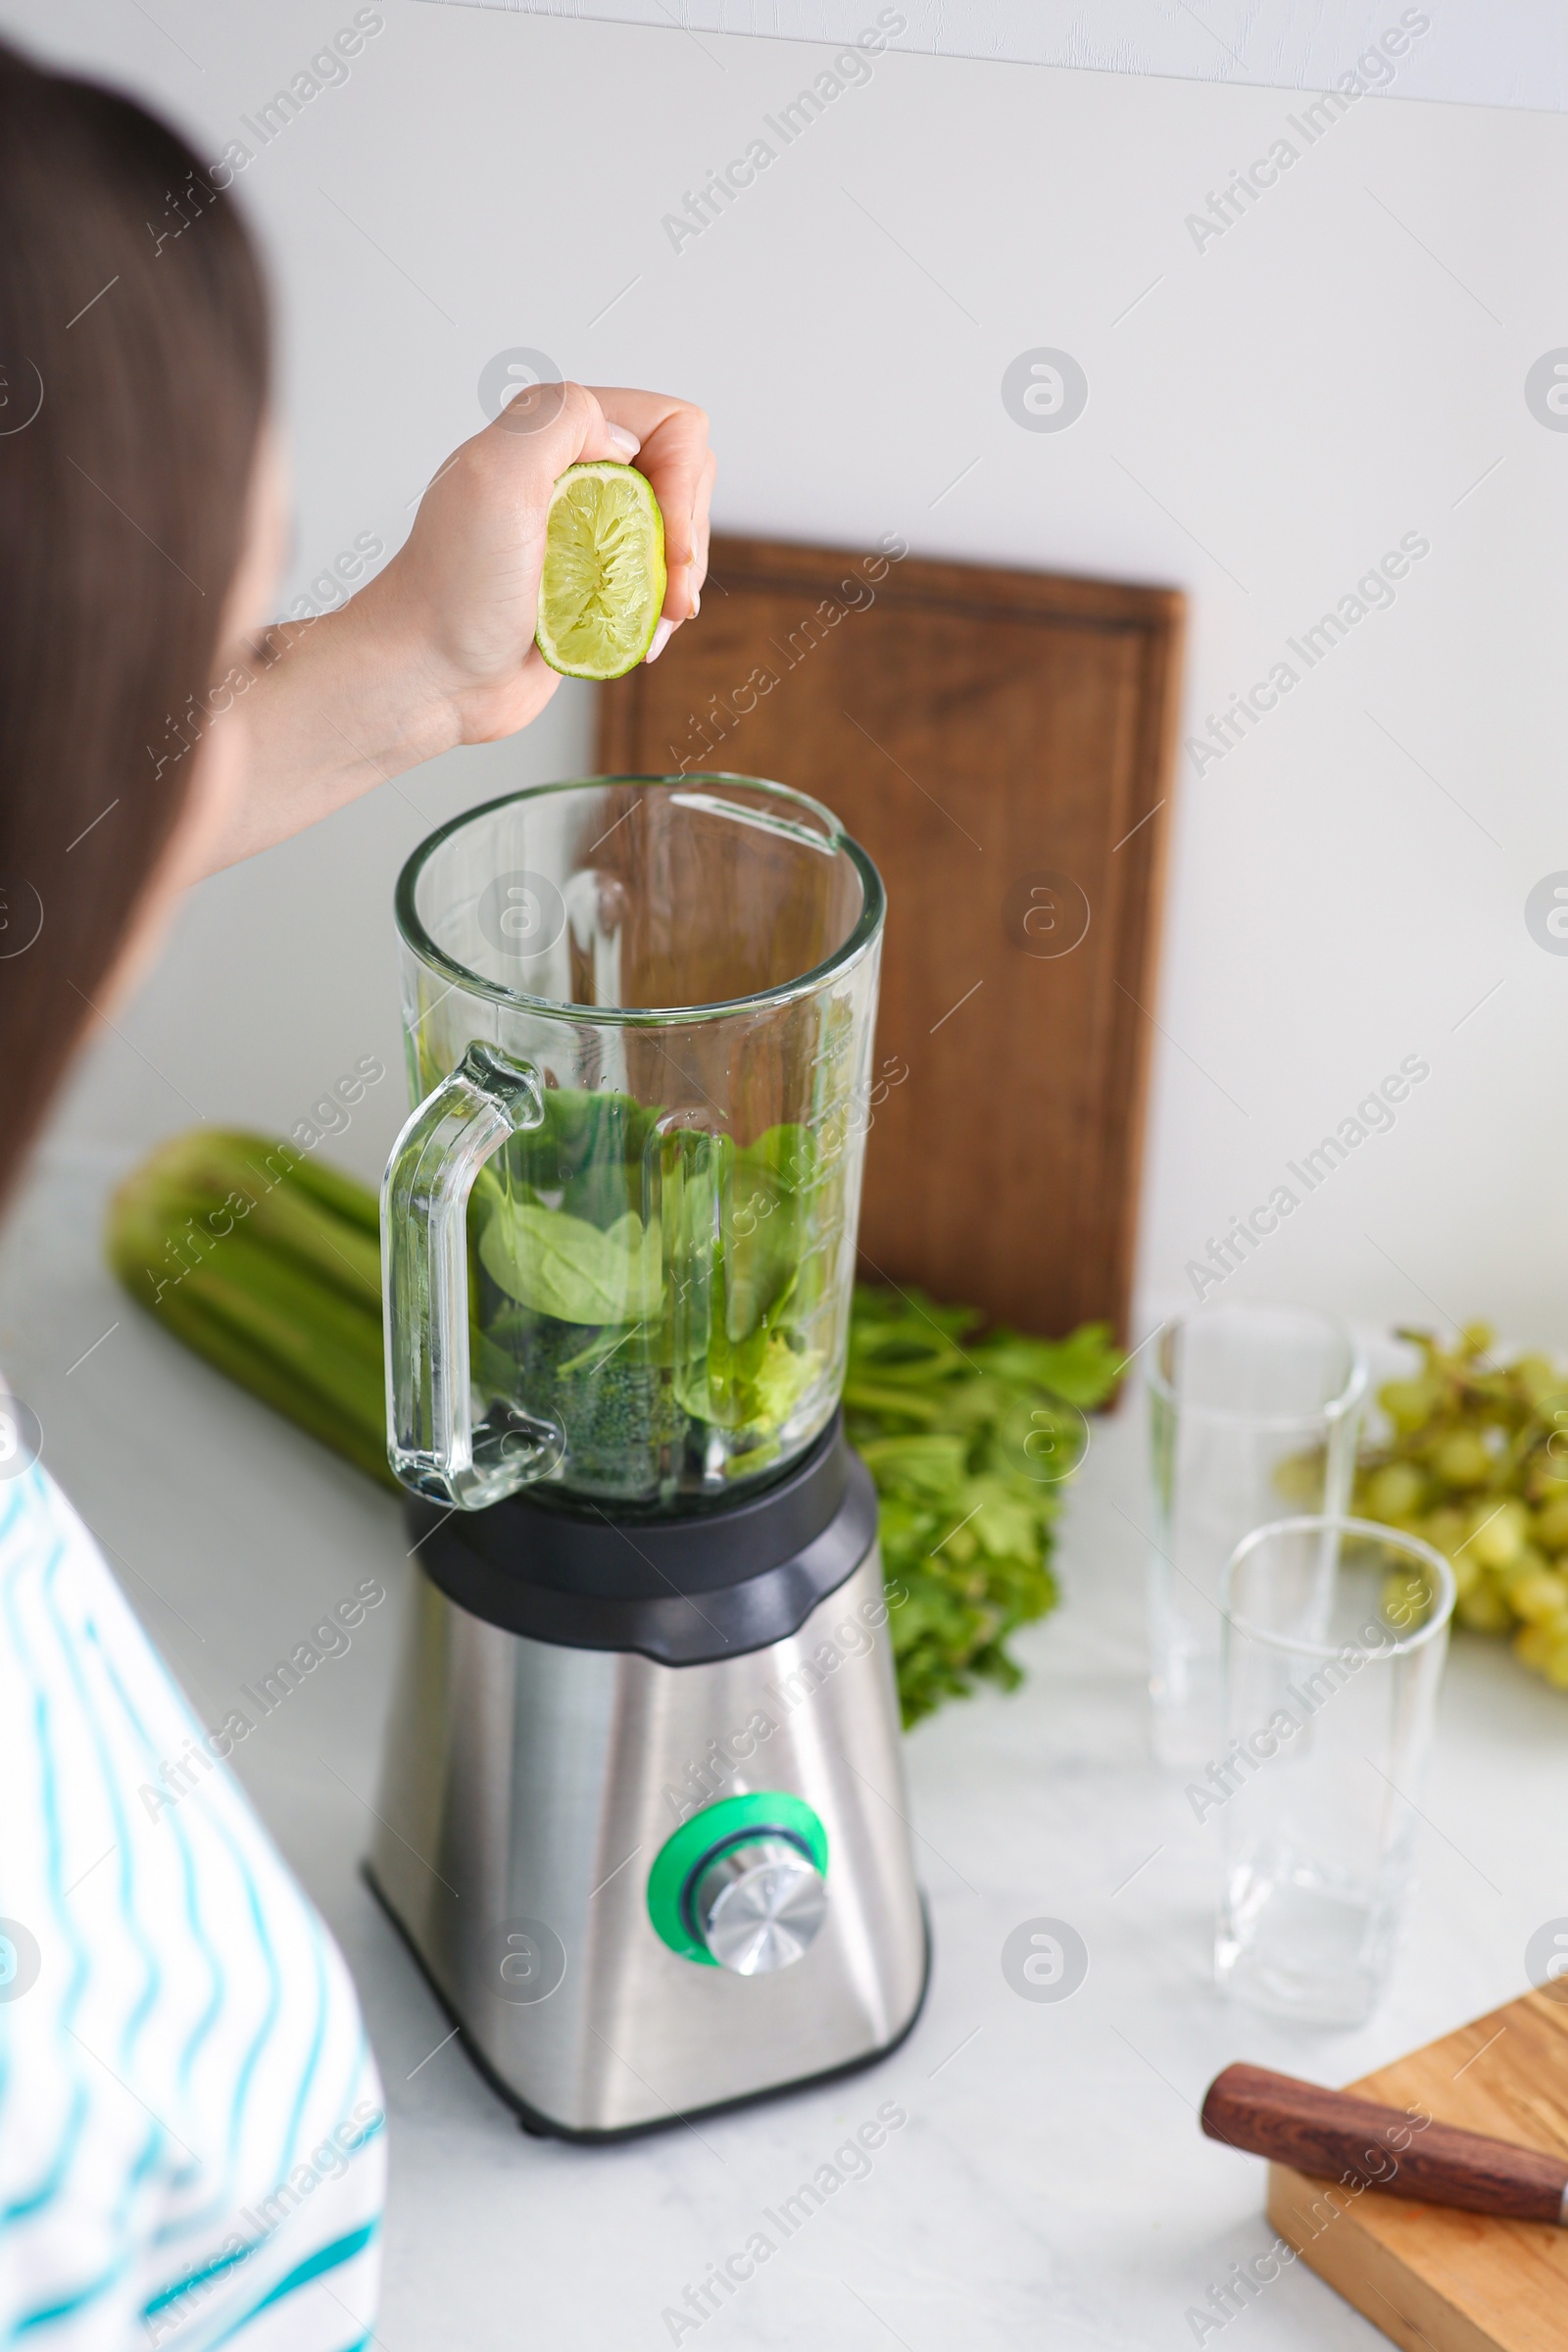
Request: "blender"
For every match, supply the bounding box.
[367,775,928,2139]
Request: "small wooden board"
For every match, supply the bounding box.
[1267,1990,1568,2351]
[598,534,1184,1341]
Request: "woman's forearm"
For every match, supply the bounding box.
[209,575,463,870]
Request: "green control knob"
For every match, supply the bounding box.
[647,1790,830,1971]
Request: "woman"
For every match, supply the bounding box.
[0,35,712,2347]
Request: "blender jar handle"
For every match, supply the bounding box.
[381,1041,554,1510]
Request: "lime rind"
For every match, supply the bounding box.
[534,460,667,681]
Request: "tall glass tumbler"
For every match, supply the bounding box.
[1214,1516,1454,2027]
[1148,1302,1366,1766]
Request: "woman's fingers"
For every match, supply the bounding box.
[473,376,629,485]
[586,388,714,627]
[690,448,716,616]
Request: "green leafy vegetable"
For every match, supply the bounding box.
[478,1201,664,1325]
[507,1085,661,1226]
[844,1287,1123,1726]
[674,1316,820,1449]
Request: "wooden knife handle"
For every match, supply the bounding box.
[1201,2063,1568,2224]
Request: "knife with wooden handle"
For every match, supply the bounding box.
[1201,2063,1568,2225]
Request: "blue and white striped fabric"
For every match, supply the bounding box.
[0,1462,385,2350]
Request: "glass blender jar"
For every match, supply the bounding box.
[382,775,885,1513]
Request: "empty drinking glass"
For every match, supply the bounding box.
[1213,1515,1454,2028]
[1148,1301,1366,1766]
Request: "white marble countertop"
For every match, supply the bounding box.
[4,1153,1565,2352]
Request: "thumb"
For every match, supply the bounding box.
[482,376,641,472]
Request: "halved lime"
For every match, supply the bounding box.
[535,461,666,680]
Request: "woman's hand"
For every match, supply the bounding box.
[207,383,714,870]
[364,381,715,747]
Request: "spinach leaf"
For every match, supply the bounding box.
[674,1314,820,1436]
[499,1087,662,1230]
[478,1200,664,1326]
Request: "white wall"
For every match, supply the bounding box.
[442,0,1568,113]
[8,0,1567,1347]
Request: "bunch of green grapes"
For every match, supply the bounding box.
[1351,1324,1568,1688]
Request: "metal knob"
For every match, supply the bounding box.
[691,1838,828,1976]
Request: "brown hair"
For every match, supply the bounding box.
[0,40,270,1209]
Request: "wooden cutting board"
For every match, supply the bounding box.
[597,534,1184,1341]
[1267,1990,1568,2350]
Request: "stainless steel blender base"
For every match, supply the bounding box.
[368,1540,928,2139]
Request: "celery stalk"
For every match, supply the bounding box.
[155,1287,396,1490]
[107,1130,394,1490]
[109,1130,381,1308]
